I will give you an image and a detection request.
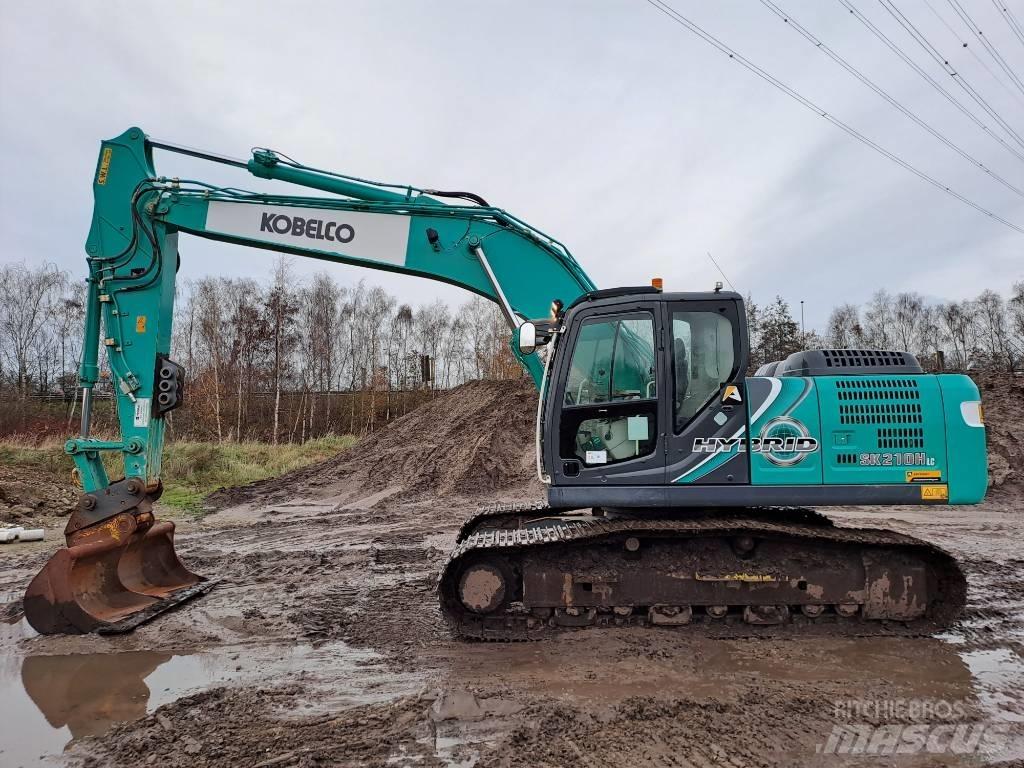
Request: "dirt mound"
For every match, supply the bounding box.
[0,463,77,523]
[207,378,539,509]
[973,373,1023,498]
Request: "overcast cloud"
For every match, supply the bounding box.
[1,0,1022,330]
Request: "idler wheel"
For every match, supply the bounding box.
[458,563,507,614]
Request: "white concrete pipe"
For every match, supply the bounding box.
[0,527,45,543]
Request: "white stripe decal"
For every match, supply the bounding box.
[671,377,783,483]
[749,377,783,427]
[671,426,745,483]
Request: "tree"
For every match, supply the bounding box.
[227,278,266,440]
[385,303,416,419]
[415,300,451,390]
[893,292,925,354]
[975,289,1012,371]
[917,305,943,369]
[0,261,66,400]
[1009,281,1024,370]
[863,290,894,349]
[937,301,977,370]
[301,272,343,436]
[825,303,863,349]
[195,278,228,442]
[757,296,801,365]
[266,258,299,444]
[356,286,395,431]
[744,293,762,372]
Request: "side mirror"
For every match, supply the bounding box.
[518,322,537,355]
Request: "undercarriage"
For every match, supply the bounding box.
[439,503,966,640]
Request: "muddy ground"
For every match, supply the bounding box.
[1,377,1023,767]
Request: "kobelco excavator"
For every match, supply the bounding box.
[24,128,987,637]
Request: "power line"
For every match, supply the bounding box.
[838,0,1024,165]
[760,0,1024,200]
[641,0,1024,235]
[991,0,1024,51]
[943,0,1024,99]
[923,0,1024,107]
[878,0,1024,152]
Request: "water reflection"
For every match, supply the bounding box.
[21,651,173,739]
[0,641,415,766]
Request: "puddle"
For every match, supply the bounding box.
[960,647,1024,724]
[452,634,977,706]
[385,703,516,768]
[0,641,422,767]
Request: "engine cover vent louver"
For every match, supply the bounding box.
[774,349,924,377]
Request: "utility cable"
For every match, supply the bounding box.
[838,0,1024,165]
[923,0,1024,106]
[761,0,1024,200]
[944,0,1024,98]
[990,0,1024,51]
[642,0,1024,235]
[878,0,1024,152]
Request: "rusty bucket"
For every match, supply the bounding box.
[23,503,213,635]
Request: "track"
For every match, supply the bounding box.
[440,504,967,641]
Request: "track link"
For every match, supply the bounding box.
[439,506,966,641]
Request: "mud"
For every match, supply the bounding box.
[0,376,1022,766]
[0,464,77,524]
[974,373,1024,497]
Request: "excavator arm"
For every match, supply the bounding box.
[24,127,595,635]
[78,127,595,491]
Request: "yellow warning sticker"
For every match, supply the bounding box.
[906,470,941,483]
[921,484,949,501]
[136,315,147,333]
[696,572,777,583]
[97,147,113,185]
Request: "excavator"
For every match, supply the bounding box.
[23,128,987,638]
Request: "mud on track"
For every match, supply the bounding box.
[1,376,1022,767]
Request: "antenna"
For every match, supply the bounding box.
[706,252,736,292]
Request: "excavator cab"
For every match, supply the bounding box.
[529,287,747,490]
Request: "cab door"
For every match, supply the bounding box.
[663,299,749,486]
[548,302,666,486]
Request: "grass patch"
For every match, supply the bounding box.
[0,435,356,515]
[159,436,355,513]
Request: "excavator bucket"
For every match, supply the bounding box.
[23,511,214,635]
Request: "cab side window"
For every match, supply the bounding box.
[673,311,736,431]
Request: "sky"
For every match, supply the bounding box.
[1,0,1022,332]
